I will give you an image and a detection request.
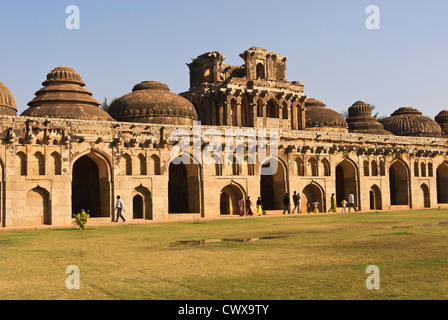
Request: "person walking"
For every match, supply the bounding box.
[329,193,337,213]
[282,193,291,215]
[246,196,254,216]
[292,191,301,214]
[256,197,263,216]
[312,199,320,213]
[348,191,358,212]
[115,195,126,222]
[341,199,348,212]
[238,198,245,216]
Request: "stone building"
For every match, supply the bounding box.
[0,47,447,228]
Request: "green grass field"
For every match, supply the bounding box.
[1,209,447,300]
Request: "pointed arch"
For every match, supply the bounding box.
[389,159,410,206]
[220,182,246,215]
[335,158,359,207]
[16,151,27,176]
[437,162,448,203]
[71,149,112,218]
[168,154,201,214]
[301,182,325,213]
[369,184,382,210]
[420,183,430,208]
[121,154,132,176]
[26,186,51,226]
[260,157,287,210]
[50,151,62,176]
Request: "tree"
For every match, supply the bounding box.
[369,104,388,124]
[100,97,117,113]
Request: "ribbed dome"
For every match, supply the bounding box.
[305,98,348,132]
[108,81,198,125]
[347,101,393,135]
[21,66,114,121]
[382,107,442,137]
[435,110,448,135]
[0,82,17,115]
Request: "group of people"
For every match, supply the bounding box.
[282,190,359,215]
[238,196,264,216]
[239,190,359,217]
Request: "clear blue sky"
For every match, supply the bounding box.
[1,0,447,118]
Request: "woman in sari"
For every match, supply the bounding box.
[329,193,337,213]
[246,196,254,216]
[256,197,263,216]
[238,198,245,216]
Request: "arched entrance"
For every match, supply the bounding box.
[420,184,430,208]
[369,185,382,210]
[220,184,244,215]
[72,152,111,218]
[260,158,286,210]
[437,162,448,203]
[26,186,51,226]
[133,195,143,219]
[301,183,324,213]
[132,185,152,220]
[335,159,358,207]
[389,160,410,206]
[266,99,279,118]
[168,157,200,214]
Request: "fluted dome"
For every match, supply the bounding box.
[108,81,198,125]
[305,98,348,132]
[21,66,114,121]
[435,110,448,136]
[0,82,17,115]
[346,101,393,135]
[382,107,442,137]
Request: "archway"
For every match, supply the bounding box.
[369,185,382,210]
[420,184,430,208]
[335,159,358,207]
[266,99,279,118]
[437,162,448,203]
[301,183,324,213]
[168,157,200,213]
[241,98,252,127]
[133,195,143,219]
[260,158,286,210]
[220,184,244,215]
[132,185,152,220]
[389,160,410,206]
[256,63,265,79]
[26,186,51,226]
[72,152,111,218]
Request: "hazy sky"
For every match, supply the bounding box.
[1,0,447,118]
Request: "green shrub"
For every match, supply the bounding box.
[72,210,90,230]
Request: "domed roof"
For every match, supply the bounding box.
[21,66,114,121]
[108,81,198,125]
[382,107,442,137]
[435,110,448,135]
[346,101,393,135]
[304,98,348,132]
[0,82,17,115]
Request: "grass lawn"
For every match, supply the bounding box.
[0,209,447,300]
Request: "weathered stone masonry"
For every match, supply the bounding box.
[0,47,447,228]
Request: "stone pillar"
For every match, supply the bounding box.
[291,103,297,130]
[262,102,267,128]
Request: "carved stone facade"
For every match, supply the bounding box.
[0,47,447,228]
